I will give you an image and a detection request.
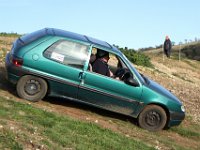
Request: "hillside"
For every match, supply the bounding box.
[0,35,200,149]
[142,48,200,123]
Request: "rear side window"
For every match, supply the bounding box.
[44,40,89,69]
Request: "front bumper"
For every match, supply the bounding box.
[168,111,185,127]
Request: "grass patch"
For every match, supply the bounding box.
[0,96,154,150]
[0,129,23,150]
[170,126,200,139]
[170,117,200,139]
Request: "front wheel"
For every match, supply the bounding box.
[138,105,167,131]
[16,75,47,102]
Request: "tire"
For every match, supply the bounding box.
[138,105,167,131]
[16,75,47,102]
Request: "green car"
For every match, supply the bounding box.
[5,28,185,131]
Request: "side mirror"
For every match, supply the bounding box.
[125,77,139,87]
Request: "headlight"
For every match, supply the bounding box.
[181,105,185,112]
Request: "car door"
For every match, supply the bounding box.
[77,49,143,116]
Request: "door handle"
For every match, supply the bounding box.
[79,72,85,84]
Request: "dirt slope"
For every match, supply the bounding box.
[143,50,200,123]
[0,36,200,149]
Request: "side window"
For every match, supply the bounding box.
[44,40,89,69]
[90,47,132,81]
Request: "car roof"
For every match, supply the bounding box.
[20,28,120,54]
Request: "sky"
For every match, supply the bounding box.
[0,0,200,50]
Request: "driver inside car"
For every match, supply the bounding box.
[92,50,113,77]
[92,49,132,81]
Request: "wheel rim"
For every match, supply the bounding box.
[145,111,161,127]
[24,80,41,95]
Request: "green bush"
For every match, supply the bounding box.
[0,32,20,37]
[181,43,200,60]
[119,48,153,67]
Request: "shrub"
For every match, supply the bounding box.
[119,48,153,67]
[0,32,20,37]
[181,43,200,61]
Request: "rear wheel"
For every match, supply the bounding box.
[16,75,47,102]
[138,105,167,131]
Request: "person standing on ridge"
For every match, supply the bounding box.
[164,35,172,58]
